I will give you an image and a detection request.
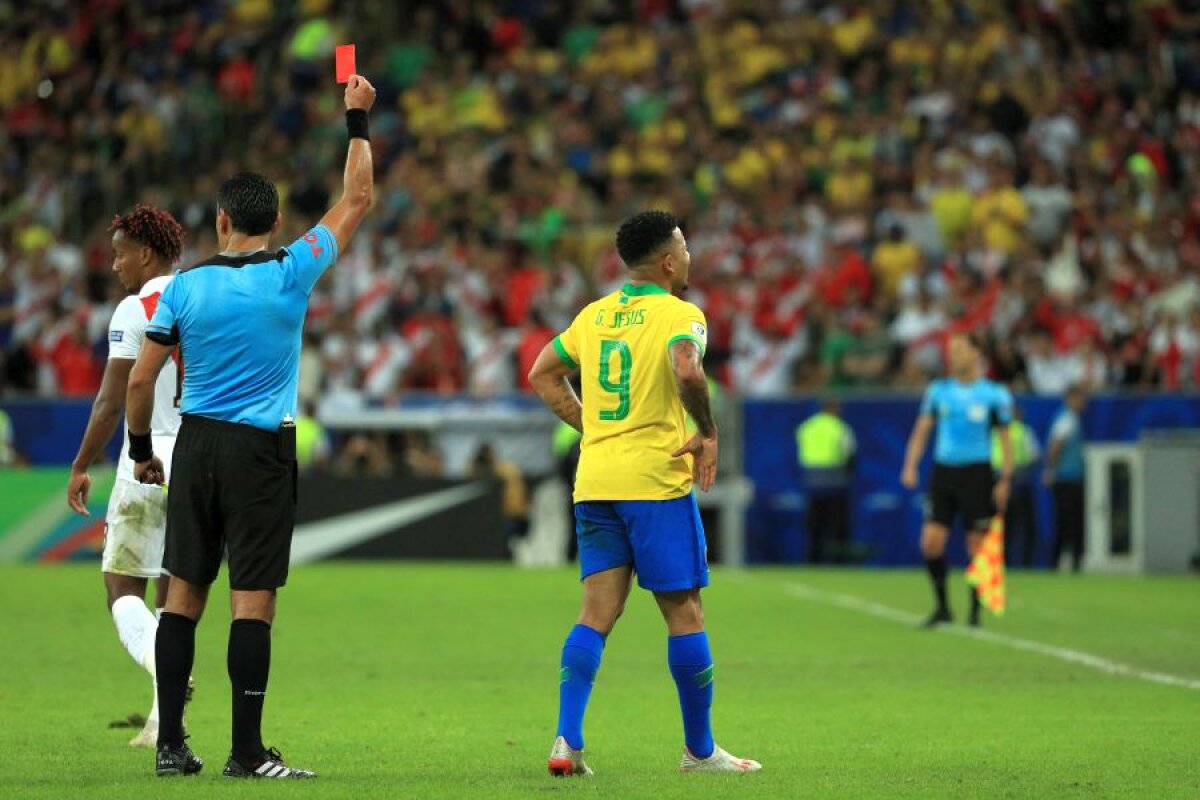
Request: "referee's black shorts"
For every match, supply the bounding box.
[924,462,994,533]
[165,414,296,590]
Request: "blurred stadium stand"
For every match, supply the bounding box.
[2,1,1200,570]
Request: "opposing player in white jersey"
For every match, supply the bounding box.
[67,205,186,747]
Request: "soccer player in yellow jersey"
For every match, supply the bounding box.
[528,211,761,776]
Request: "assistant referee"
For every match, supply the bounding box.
[125,74,377,780]
[900,332,1014,629]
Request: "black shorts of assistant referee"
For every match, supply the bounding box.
[925,462,994,532]
[165,414,296,590]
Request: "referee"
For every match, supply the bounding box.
[900,332,1014,628]
[125,74,377,779]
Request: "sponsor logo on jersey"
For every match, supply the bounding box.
[110,330,124,342]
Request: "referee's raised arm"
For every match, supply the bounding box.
[319,74,377,254]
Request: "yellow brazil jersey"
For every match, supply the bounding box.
[554,283,708,502]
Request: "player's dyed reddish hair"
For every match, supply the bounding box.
[109,204,185,265]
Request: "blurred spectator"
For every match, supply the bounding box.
[971,163,1028,258]
[297,331,324,408]
[992,405,1040,568]
[2,1,1200,398]
[1025,331,1077,396]
[1022,161,1073,251]
[818,314,857,389]
[731,320,805,397]
[818,237,873,310]
[1150,313,1199,391]
[0,381,18,466]
[295,402,330,473]
[401,430,443,478]
[796,398,856,565]
[1044,386,1088,573]
[39,318,102,397]
[469,442,529,543]
[841,314,891,388]
[871,224,921,300]
[515,311,555,393]
[890,292,946,375]
[462,311,519,395]
[334,432,393,479]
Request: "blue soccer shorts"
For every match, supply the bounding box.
[575,494,709,592]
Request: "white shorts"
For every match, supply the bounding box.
[101,478,168,578]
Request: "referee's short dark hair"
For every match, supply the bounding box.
[956,330,986,352]
[616,210,679,268]
[217,172,279,236]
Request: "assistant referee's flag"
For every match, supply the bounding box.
[966,516,1005,616]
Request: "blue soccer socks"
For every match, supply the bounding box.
[556,624,605,750]
[668,631,715,759]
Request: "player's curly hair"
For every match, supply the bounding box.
[616,210,679,268]
[109,204,185,265]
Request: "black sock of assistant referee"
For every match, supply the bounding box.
[156,612,197,749]
[228,619,271,764]
[924,556,948,612]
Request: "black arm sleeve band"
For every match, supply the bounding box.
[128,430,154,463]
[146,326,179,346]
[346,109,369,141]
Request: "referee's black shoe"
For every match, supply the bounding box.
[920,607,953,629]
[223,747,316,779]
[156,740,203,777]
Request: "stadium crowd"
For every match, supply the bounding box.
[4,0,1200,405]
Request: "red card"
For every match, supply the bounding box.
[335,44,356,84]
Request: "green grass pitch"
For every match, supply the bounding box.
[1,563,1197,799]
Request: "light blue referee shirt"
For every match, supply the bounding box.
[920,378,1014,466]
[146,225,338,432]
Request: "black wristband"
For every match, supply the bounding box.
[346,109,369,141]
[128,430,154,463]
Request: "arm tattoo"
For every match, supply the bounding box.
[543,376,584,433]
[671,339,716,438]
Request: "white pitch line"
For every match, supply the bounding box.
[785,583,1200,692]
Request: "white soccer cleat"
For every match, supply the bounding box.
[680,744,762,773]
[129,720,158,748]
[547,735,593,777]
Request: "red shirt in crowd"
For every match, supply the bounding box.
[49,331,101,397]
[818,247,872,308]
[218,57,255,104]
[516,322,555,391]
[503,266,544,328]
[401,313,463,392]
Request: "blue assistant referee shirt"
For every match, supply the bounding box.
[146,225,338,432]
[920,378,1014,466]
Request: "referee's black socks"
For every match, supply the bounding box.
[156,612,197,749]
[924,556,949,612]
[228,618,271,764]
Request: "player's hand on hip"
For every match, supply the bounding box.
[344,75,376,111]
[134,455,166,486]
[993,478,1010,512]
[67,469,91,516]
[900,465,919,490]
[672,433,718,493]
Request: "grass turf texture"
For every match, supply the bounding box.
[0,564,1197,799]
